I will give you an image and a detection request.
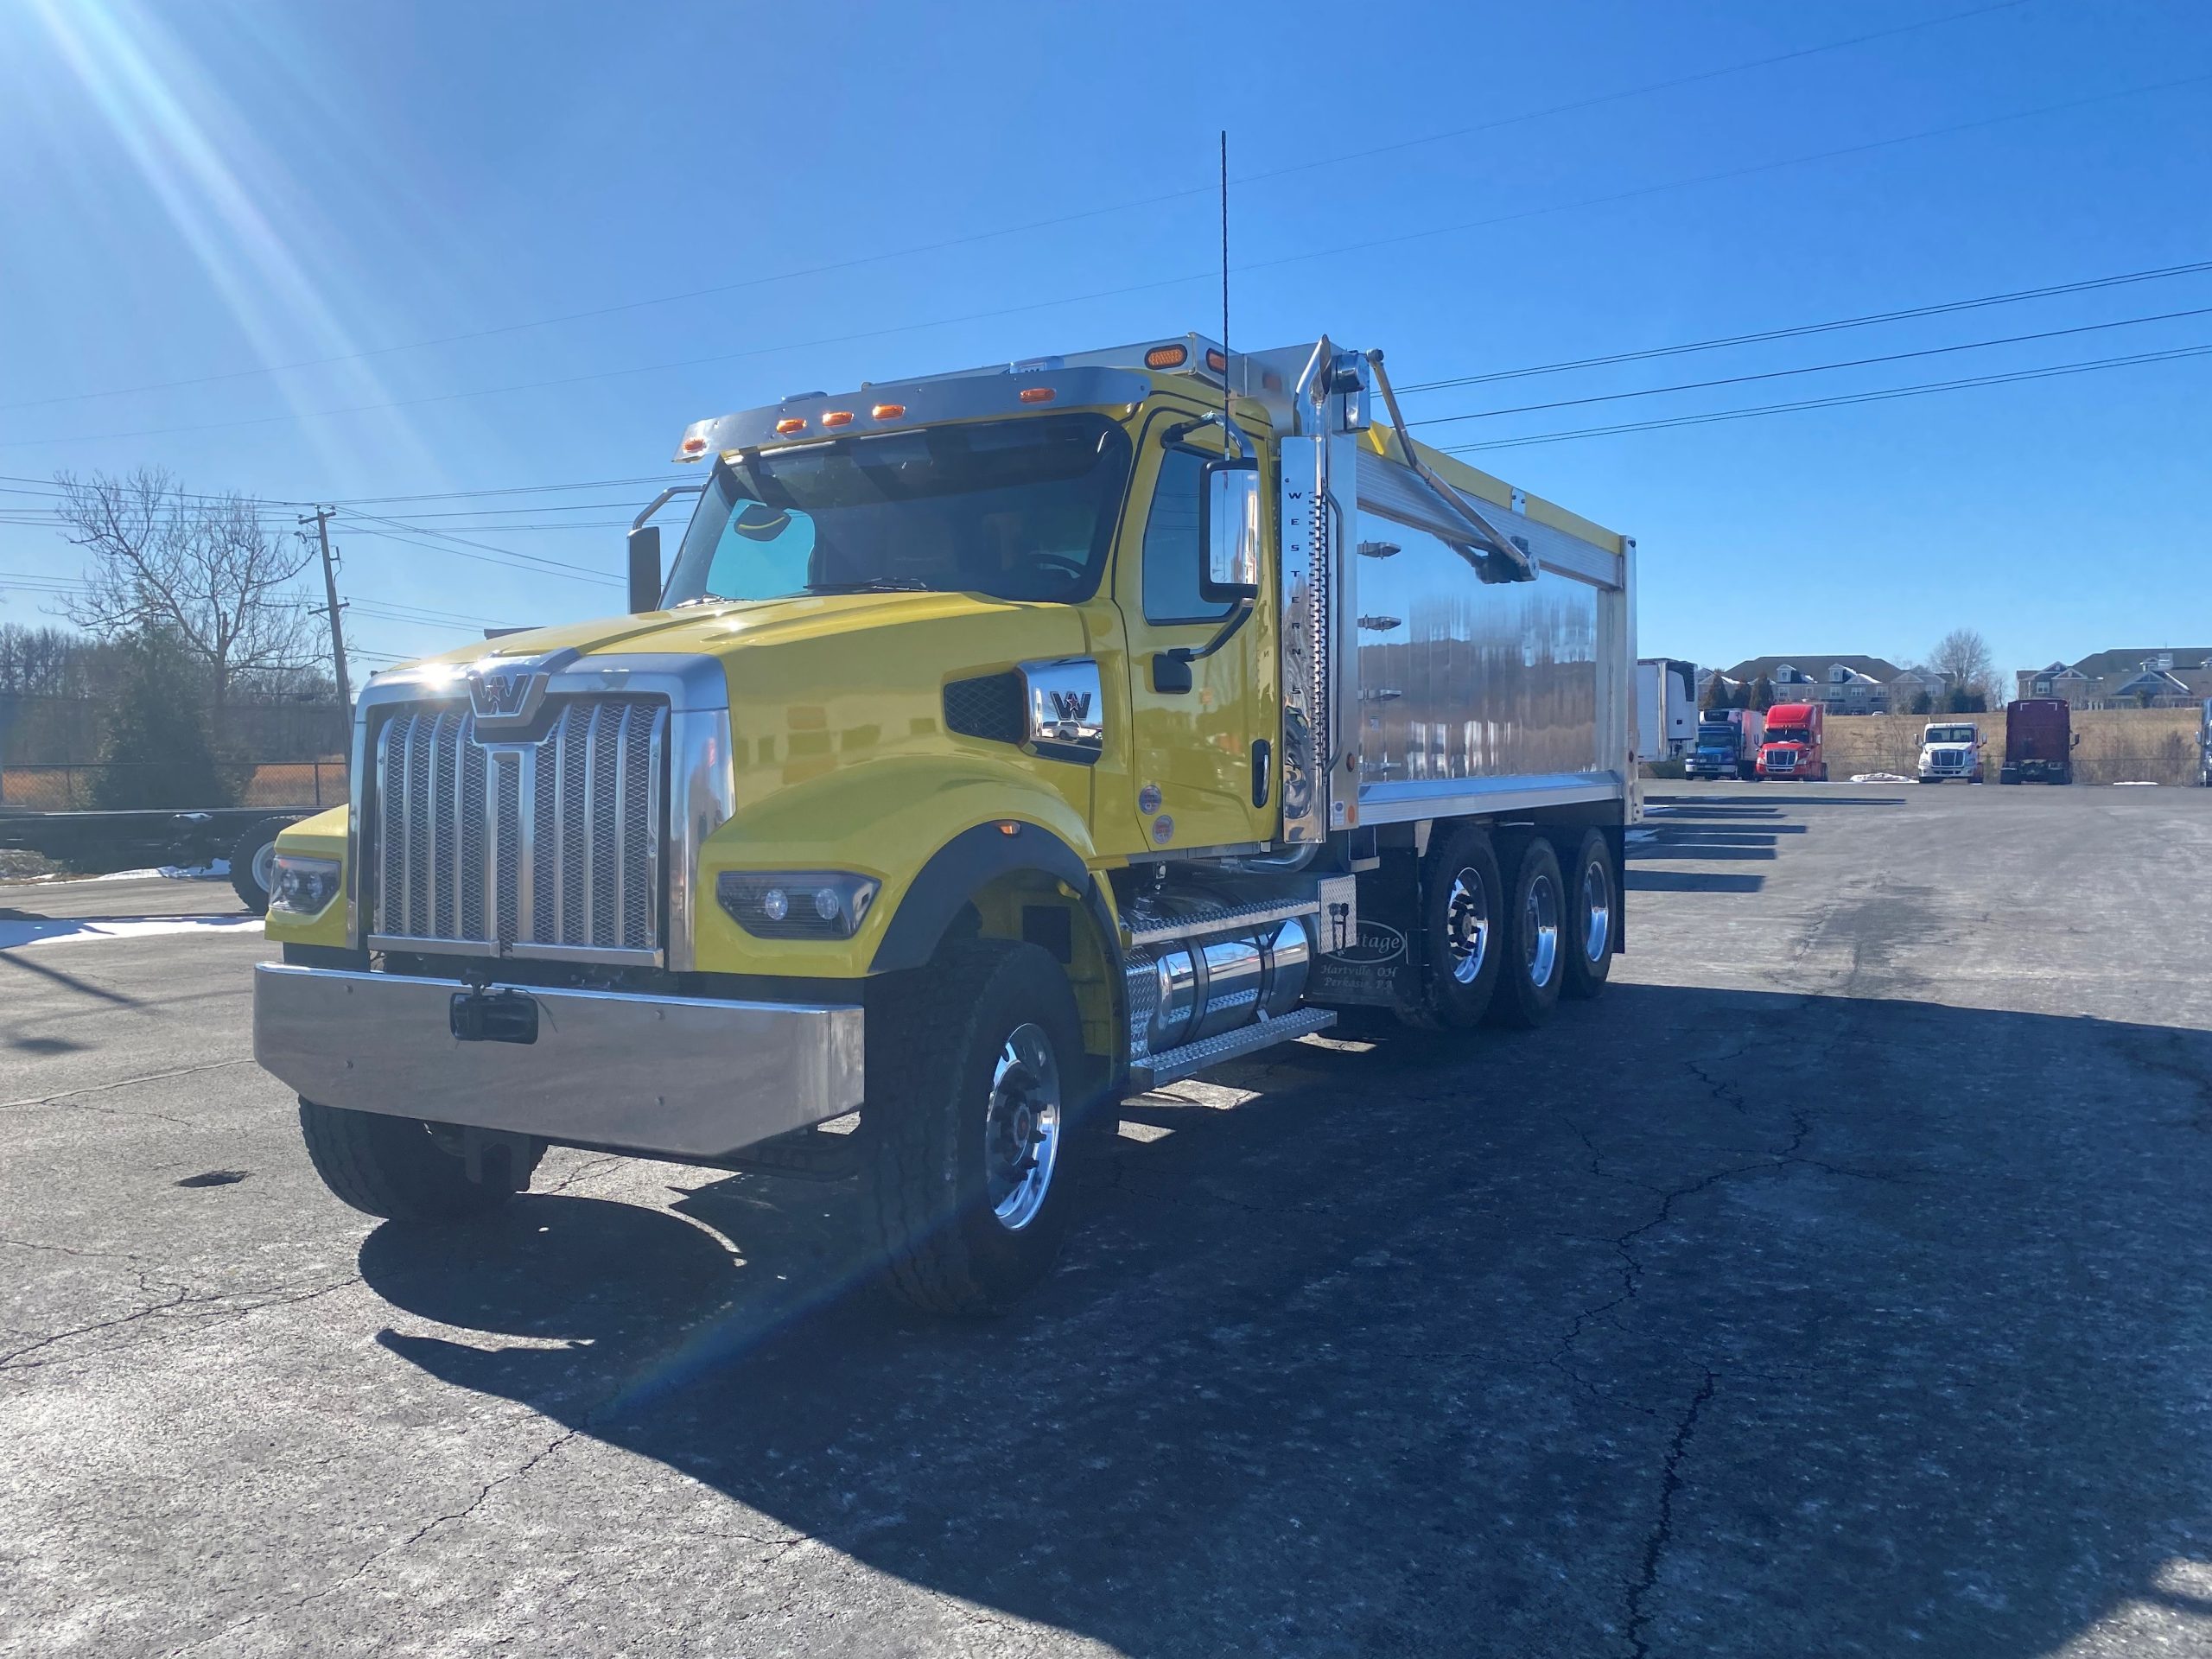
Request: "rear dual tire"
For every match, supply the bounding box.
[1408,826,1605,1032]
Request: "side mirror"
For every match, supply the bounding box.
[626,525,662,613]
[1199,461,1262,603]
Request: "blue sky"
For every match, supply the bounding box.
[1,0,2207,682]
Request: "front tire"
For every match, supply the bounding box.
[1489,836,1567,1029]
[1559,830,1614,1001]
[1402,824,1504,1030]
[866,939,1086,1316]
[297,1099,538,1221]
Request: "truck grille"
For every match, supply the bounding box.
[370,696,668,957]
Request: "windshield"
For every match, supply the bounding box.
[663,413,1133,607]
[1767,726,1808,744]
[1927,726,1976,744]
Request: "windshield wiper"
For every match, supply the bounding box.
[804,578,932,594]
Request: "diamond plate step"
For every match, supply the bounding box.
[1128,1006,1337,1091]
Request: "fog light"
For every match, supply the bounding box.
[718,871,881,939]
[269,854,340,917]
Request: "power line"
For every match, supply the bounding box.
[335,515,624,589]
[1440,340,2212,452]
[10,66,2206,456]
[1395,257,2212,393]
[1409,302,2212,427]
[0,0,2030,421]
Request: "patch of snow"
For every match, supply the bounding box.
[1852,772,1913,784]
[2112,781,2158,787]
[0,915,264,950]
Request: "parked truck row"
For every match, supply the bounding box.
[252,333,1643,1314]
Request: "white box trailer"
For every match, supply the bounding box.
[1637,658,1697,762]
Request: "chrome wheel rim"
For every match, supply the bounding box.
[1524,873,1560,987]
[1580,858,1611,963]
[984,1021,1062,1232]
[250,839,279,893]
[1445,867,1490,986]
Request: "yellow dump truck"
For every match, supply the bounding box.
[253,334,1639,1313]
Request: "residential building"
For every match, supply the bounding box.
[1712,655,1908,714]
[2016,649,2212,709]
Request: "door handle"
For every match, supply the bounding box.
[1252,739,1272,807]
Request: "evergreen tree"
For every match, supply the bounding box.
[92,627,236,810]
[1748,675,1776,712]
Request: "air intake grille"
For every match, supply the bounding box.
[944,671,1026,745]
[372,696,667,957]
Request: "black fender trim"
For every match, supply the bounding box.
[869,821,1092,969]
[869,821,1128,1096]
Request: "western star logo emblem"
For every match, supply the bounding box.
[464,648,577,729]
[468,667,535,721]
[1047,689,1091,726]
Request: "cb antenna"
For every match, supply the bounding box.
[1219,129,1230,433]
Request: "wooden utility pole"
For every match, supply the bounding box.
[301,506,351,718]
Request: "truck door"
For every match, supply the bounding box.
[1112,413,1274,854]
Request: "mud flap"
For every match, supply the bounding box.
[1306,854,1422,1010]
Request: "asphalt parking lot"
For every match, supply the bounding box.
[5,784,2212,1657]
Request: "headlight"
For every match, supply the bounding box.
[268,854,341,917]
[717,870,880,939]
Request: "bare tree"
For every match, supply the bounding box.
[0,624,88,698]
[54,467,317,747]
[1929,628,1997,705]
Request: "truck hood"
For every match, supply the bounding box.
[395,589,1077,671]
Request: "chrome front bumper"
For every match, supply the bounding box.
[252,963,864,1161]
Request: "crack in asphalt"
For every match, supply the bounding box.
[0,1056,254,1127]
[1624,1370,1717,1659]
[168,1419,591,1656]
[0,1271,362,1374]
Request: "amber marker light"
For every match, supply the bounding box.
[774,416,807,435]
[1016,386,1055,404]
[1205,348,1227,372]
[679,435,709,456]
[1144,343,1188,369]
[821,410,854,428]
[871,403,906,420]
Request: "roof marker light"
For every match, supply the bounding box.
[1017,386,1055,404]
[821,410,854,428]
[871,403,906,420]
[775,416,807,435]
[1145,344,1188,369]
[1205,348,1227,372]
[680,435,709,455]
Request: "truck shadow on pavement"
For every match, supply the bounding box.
[361,986,2212,1656]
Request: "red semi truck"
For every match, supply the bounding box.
[1999,698,2075,785]
[1757,702,1827,780]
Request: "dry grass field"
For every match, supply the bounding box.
[1825,708,2203,784]
[0,760,348,813]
